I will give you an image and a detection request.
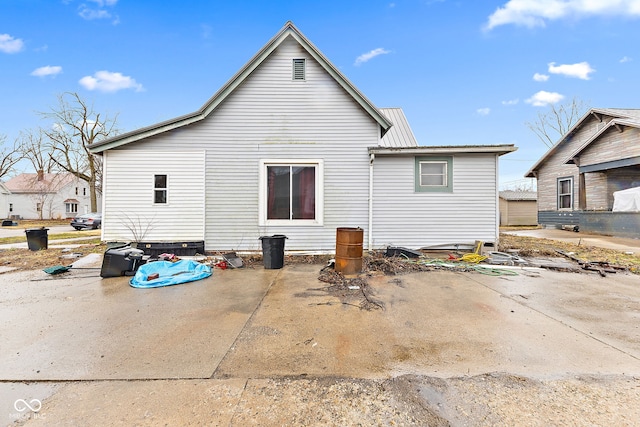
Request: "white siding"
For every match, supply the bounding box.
[101,150,205,242]
[372,154,499,249]
[103,36,379,251]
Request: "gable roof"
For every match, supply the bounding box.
[4,172,76,194]
[525,108,640,177]
[89,21,393,154]
[379,108,418,148]
[565,116,640,165]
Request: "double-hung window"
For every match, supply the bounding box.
[260,160,323,225]
[558,177,573,209]
[154,174,168,204]
[415,156,453,192]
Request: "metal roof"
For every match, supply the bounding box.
[379,108,418,148]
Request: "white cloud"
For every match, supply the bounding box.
[548,61,595,79]
[533,73,549,82]
[485,0,640,30]
[502,98,519,105]
[0,33,24,54]
[78,0,119,23]
[620,56,632,63]
[525,90,564,106]
[476,108,491,116]
[89,0,118,6]
[354,48,391,66]
[79,71,144,93]
[79,6,111,20]
[31,65,63,77]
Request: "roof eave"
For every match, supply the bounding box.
[369,144,517,156]
[562,118,640,165]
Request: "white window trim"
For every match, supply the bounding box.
[154,174,169,205]
[557,176,573,210]
[259,159,324,226]
[419,161,448,187]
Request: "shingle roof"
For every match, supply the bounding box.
[4,173,75,194]
[499,190,537,201]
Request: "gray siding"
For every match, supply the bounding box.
[372,153,499,249]
[536,115,612,212]
[103,36,379,251]
[101,150,205,242]
[580,126,640,167]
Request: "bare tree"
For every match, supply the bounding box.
[0,134,24,179]
[39,92,118,212]
[17,128,56,173]
[526,97,589,148]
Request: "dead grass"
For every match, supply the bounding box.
[498,233,640,272]
[0,243,107,272]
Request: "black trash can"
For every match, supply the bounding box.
[259,235,287,269]
[25,228,48,251]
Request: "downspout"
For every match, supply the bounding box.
[495,154,500,246]
[368,153,375,251]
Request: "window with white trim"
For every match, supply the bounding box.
[415,156,453,192]
[558,177,573,209]
[260,160,323,225]
[154,174,167,204]
[66,203,78,214]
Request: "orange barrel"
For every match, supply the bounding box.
[335,227,364,275]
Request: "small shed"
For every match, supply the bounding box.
[499,191,537,226]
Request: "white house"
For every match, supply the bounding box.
[3,171,97,220]
[89,22,515,252]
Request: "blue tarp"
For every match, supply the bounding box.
[130,260,212,288]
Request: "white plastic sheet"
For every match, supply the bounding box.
[612,186,640,212]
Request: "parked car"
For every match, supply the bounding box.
[70,213,102,230]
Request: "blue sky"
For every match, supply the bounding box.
[2,0,640,187]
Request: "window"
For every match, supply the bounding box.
[83,188,86,196]
[36,203,42,212]
[260,160,323,225]
[75,187,78,195]
[292,58,306,81]
[66,203,78,214]
[558,177,573,209]
[415,156,453,192]
[154,174,167,204]
[9,203,12,213]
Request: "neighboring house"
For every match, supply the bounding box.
[498,191,537,226]
[3,171,98,220]
[89,22,515,252]
[0,182,11,219]
[526,108,640,236]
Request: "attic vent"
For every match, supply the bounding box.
[292,58,306,81]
